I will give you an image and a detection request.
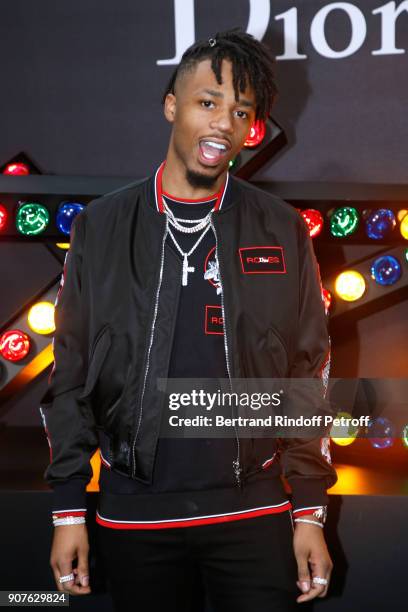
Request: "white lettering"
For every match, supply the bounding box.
[247,0,270,41]
[157,0,195,66]
[372,0,408,55]
[310,2,367,58]
[156,1,407,65]
[275,8,308,60]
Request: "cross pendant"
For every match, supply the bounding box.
[182,254,195,286]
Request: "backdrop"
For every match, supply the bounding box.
[1,0,407,182]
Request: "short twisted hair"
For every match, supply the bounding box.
[162,27,278,121]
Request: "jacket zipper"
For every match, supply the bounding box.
[131,215,169,477]
[210,215,242,488]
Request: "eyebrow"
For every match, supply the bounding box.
[198,88,255,108]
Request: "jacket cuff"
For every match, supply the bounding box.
[51,479,88,517]
[288,477,329,515]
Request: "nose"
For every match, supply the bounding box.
[210,108,234,134]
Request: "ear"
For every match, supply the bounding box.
[164,93,176,123]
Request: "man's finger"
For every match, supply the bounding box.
[76,545,90,588]
[55,560,91,596]
[317,563,333,598]
[55,560,75,593]
[297,582,326,602]
[296,555,311,595]
[297,563,331,602]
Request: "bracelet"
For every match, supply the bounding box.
[53,516,86,527]
[294,518,324,528]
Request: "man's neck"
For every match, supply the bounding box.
[161,155,227,200]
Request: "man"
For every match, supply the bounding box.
[40,29,337,611]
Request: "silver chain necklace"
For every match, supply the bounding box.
[163,200,214,286]
[164,203,214,234]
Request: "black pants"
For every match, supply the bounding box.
[96,510,301,612]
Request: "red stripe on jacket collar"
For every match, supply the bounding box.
[154,160,229,213]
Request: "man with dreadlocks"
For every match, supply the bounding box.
[42,28,337,612]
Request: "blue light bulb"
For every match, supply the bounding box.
[56,202,85,235]
[366,417,395,449]
[370,255,401,286]
[365,208,396,239]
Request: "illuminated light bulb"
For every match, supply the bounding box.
[0,204,7,231]
[228,158,237,168]
[321,287,332,312]
[400,212,408,240]
[330,207,359,237]
[27,302,55,334]
[16,202,49,235]
[3,162,30,176]
[56,243,70,250]
[365,208,396,239]
[330,411,358,446]
[300,209,324,238]
[335,270,366,301]
[397,209,408,222]
[0,329,31,361]
[56,202,85,235]
[370,255,401,286]
[366,416,395,449]
[244,120,266,148]
[405,249,408,264]
[402,424,408,448]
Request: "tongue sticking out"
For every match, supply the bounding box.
[199,141,226,163]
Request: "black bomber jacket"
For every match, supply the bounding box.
[39,167,338,516]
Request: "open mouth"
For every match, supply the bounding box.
[198,139,231,166]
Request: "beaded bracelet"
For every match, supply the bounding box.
[53,516,86,527]
[294,518,324,528]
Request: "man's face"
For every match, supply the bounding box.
[164,58,257,189]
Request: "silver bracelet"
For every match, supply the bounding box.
[53,516,86,527]
[294,518,324,528]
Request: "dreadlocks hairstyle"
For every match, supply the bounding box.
[161,28,278,122]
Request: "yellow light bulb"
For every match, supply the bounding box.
[27,302,56,334]
[335,270,366,301]
[397,209,408,222]
[400,213,408,240]
[330,411,358,446]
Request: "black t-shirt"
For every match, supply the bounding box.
[153,194,237,492]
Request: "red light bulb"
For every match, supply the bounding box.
[0,329,31,361]
[3,162,30,176]
[322,288,332,313]
[0,204,7,231]
[300,209,324,238]
[244,120,266,148]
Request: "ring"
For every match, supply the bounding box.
[59,573,74,584]
[313,576,328,586]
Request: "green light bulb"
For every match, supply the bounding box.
[330,206,359,237]
[402,424,408,448]
[16,202,50,235]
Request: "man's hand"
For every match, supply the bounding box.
[293,517,333,603]
[50,524,91,596]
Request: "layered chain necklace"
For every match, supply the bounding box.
[165,204,214,286]
[155,161,229,287]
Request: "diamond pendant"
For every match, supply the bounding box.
[182,254,195,286]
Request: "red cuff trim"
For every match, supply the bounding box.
[292,507,323,517]
[52,510,87,518]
